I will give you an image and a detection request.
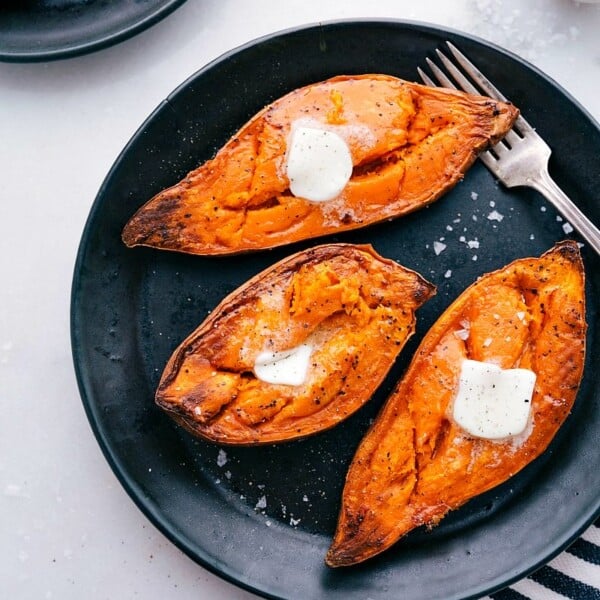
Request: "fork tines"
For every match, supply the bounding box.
[419,42,531,135]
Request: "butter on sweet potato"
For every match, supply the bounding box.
[326,241,586,567]
[122,74,518,255]
[155,244,435,444]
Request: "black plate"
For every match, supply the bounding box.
[71,20,600,600]
[0,0,187,62]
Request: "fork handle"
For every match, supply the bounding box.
[531,168,600,255]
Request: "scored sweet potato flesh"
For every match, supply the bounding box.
[326,241,586,567]
[155,244,435,444]
[122,74,518,255]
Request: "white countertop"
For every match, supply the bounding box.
[2,1,599,598]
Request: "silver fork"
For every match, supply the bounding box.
[418,42,600,255]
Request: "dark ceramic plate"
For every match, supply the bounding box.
[0,0,187,62]
[71,20,600,600]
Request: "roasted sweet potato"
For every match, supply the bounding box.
[326,241,586,567]
[155,244,435,444]
[122,74,518,255]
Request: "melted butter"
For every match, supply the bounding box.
[452,359,536,440]
[253,344,313,386]
[286,126,352,202]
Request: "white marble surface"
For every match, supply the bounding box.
[1,1,599,599]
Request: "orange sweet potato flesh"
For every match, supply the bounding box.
[326,241,586,567]
[122,74,518,255]
[155,244,435,444]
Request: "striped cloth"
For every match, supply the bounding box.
[480,518,600,599]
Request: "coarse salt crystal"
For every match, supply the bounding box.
[255,495,267,510]
[562,222,574,234]
[556,215,563,222]
[444,269,452,279]
[216,449,228,467]
[433,241,447,255]
[489,200,496,207]
[470,191,479,200]
[472,255,478,261]
[290,517,301,526]
[483,338,493,347]
[454,329,470,341]
[467,240,480,249]
[487,210,504,222]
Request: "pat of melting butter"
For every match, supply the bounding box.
[452,359,536,440]
[286,126,352,202]
[253,344,313,386]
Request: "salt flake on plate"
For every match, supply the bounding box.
[216,449,228,467]
[433,241,447,255]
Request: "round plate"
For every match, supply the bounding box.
[71,20,600,600]
[0,0,187,62]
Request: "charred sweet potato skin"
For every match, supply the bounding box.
[326,241,586,567]
[156,244,435,444]
[122,74,518,255]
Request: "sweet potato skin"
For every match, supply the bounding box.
[326,241,586,567]
[156,244,435,445]
[122,74,518,255]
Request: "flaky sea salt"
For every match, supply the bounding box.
[467,240,480,249]
[487,210,504,222]
[471,191,479,200]
[562,222,574,234]
[255,496,267,510]
[216,449,228,467]
[454,329,470,341]
[433,241,447,256]
[444,269,452,279]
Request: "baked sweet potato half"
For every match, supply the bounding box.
[326,241,586,567]
[155,244,435,444]
[122,74,518,255]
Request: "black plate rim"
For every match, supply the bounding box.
[71,18,600,600]
[0,0,188,63]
